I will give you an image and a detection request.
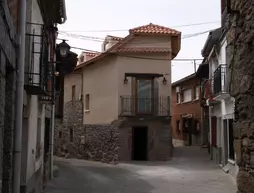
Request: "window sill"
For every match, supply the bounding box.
[84,109,90,113]
[181,101,192,104]
[228,159,235,165]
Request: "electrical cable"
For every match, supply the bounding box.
[58,29,215,44]
[64,45,203,62]
[59,21,220,33]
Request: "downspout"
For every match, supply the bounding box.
[13,0,27,192]
[49,39,56,180]
[49,74,55,179]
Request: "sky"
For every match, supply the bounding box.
[58,0,221,82]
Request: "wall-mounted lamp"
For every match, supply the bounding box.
[162,77,167,85]
[58,40,70,57]
[124,77,128,84]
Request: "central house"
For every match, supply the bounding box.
[55,23,181,163]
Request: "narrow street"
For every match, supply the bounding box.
[44,147,237,193]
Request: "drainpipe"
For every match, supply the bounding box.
[49,46,57,180]
[13,0,27,192]
[49,87,55,179]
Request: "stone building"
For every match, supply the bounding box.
[0,1,18,192]
[55,24,181,163]
[171,73,205,147]
[225,0,254,192]
[1,0,67,193]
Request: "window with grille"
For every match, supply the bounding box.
[72,85,76,101]
[176,120,181,133]
[85,94,90,111]
[69,128,74,142]
[194,86,199,100]
[176,92,181,103]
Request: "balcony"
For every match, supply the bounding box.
[120,96,170,117]
[201,79,221,106]
[213,64,230,100]
[24,24,52,97]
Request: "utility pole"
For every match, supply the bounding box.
[13,0,27,192]
[194,59,196,73]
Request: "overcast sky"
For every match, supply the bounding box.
[58,0,221,82]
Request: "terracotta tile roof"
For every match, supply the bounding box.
[107,35,123,41]
[75,23,181,70]
[84,52,101,57]
[129,23,181,35]
[115,47,171,53]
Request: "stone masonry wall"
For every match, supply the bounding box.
[0,1,17,193]
[54,100,119,164]
[117,118,173,161]
[227,1,254,193]
[54,123,119,164]
[0,64,5,193]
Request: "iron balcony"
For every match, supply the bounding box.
[120,96,170,117]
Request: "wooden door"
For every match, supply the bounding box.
[211,116,217,147]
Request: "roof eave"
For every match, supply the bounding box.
[172,73,196,87]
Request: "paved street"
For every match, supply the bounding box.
[44,147,237,193]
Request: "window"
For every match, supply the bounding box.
[176,120,181,133]
[182,89,192,102]
[59,131,62,138]
[176,93,181,104]
[195,120,200,133]
[72,85,76,101]
[80,55,84,63]
[85,94,90,111]
[136,78,153,114]
[194,86,199,100]
[36,118,41,159]
[69,128,74,142]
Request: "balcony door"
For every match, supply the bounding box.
[136,78,154,114]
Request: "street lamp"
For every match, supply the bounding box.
[58,40,70,57]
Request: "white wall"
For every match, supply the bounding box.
[208,36,235,168]
[221,98,235,119]
[218,37,227,64]
[22,0,45,184]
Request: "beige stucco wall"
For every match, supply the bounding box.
[125,35,171,49]
[82,56,119,124]
[64,72,83,103]
[117,53,171,115]
[69,35,173,125]
[81,52,171,125]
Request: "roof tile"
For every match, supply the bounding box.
[107,35,123,41]
[115,47,171,53]
[129,23,180,35]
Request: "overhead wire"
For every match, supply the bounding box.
[58,28,215,44]
[59,21,220,33]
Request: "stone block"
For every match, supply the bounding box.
[242,137,251,147]
[237,170,254,193]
